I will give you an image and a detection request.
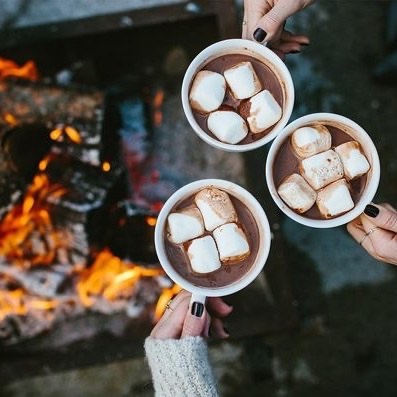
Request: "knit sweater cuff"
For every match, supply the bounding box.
[144,336,218,397]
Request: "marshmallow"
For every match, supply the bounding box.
[291,125,332,158]
[213,223,250,263]
[207,110,248,144]
[189,70,226,113]
[223,61,262,100]
[300,149,344,190]
[247,90,282,134]
[277,173,317,213]
[334,141,370,180]
[187,235,221,274]
[167,206,205,244]
[195,188,237,231]
[316,179,355,218]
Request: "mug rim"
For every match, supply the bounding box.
[181,38,295,153]
[265,112,381,228]
[154,179,271,297]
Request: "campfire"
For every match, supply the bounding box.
[0,58,179,345]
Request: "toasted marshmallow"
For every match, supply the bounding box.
[189,70,226,113]
[213,223,250,263]
[195,188,237,231]
[167,206,205,244]
[187,235,221,274]
[277,173,317,213]
[224,61,262,100]
[316,179,354,218]
[247,90,282,134]
[300,149,344,190]
[207,110,248,144]
[334,141,370,180]
[291,125,332,158]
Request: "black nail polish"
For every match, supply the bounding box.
[191,302,204,317]
[223,327,229,335]
[253,28,267,42]
[301,42,310,46]
[364,204,379,218]
[290,50,301,54]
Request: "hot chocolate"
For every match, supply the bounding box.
[190,53,284,145]
[273,124,369,220]
[164,188,260,288]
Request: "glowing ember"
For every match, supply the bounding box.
[65,126,82,143]
[50,126,82,144]
[3,113,18,126]
[146,216,157,227]
[0,57,39,81]
[153,89,165,127]
[38,155,51,172]
[102,162,111,172]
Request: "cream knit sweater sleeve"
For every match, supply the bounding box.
[144,336,218,397]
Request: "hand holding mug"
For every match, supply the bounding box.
[150,290,232,340]
[347,203,397,265]
[242,0,315,57]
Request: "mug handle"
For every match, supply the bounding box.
[190,292,207,306]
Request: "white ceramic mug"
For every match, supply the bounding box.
[154,179,271,304]
[266,113,381,228]
[181,39,295,152]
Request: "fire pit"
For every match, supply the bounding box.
[0,0,297,387]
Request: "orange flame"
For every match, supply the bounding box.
[0,57,38,81]
[0,246,180,321]
[77,249,164,307]
[0,174,67,265]
[0,288,60,321]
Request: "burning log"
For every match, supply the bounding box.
[105,201,158,263]
[0,80,105,166]
[0,263,68,298]
[0,171,90,269]
[42,154,122,213]
[0,292,83,345]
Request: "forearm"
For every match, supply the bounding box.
[145,336,218,397]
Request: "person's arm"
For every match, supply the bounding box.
[145,336,218,397]
[144,291,232,397]
[347,203,397,265]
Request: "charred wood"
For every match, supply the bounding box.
[0,80,104,165]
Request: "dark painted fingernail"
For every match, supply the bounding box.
[301,42,310,46]
[290,50,301,54]
[253,28,267,42]
[223,327,230,335]
[364,204,379,218]
[191,302,204,317]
